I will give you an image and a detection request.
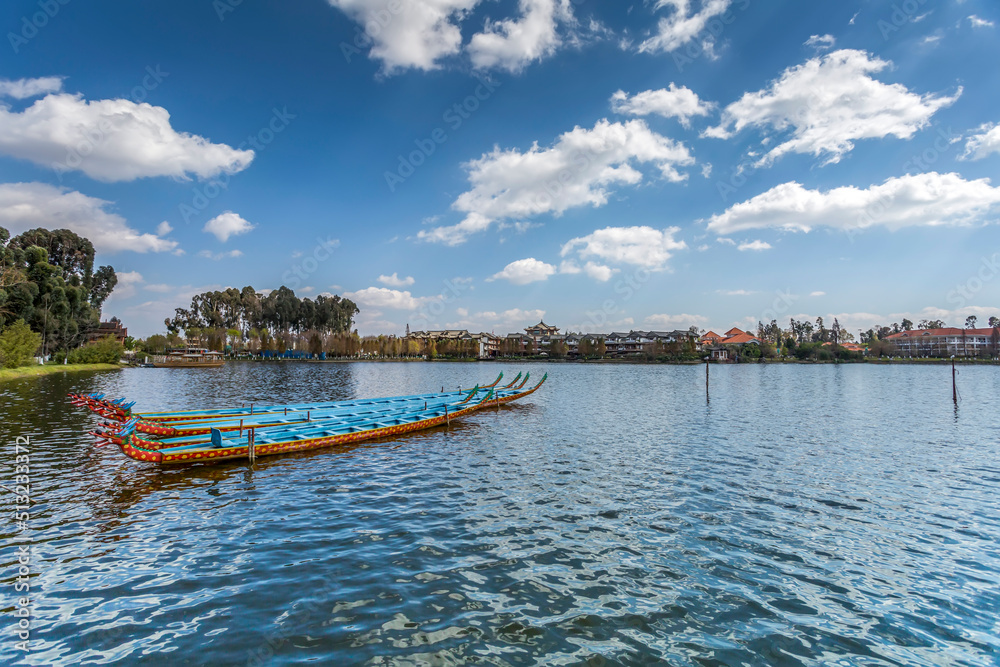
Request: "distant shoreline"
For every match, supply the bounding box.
[283,357,999,366]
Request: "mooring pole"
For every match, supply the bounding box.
[705,359,710,403]
[952,357,958,404]
[239,419,243,437]
[445,405,450,426]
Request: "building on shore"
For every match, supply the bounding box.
[885,327,1000,358]
[706,328,762,361]
[406,329,502,359]
[86,318,128,344]
[524,321,560,340]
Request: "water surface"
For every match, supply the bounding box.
[1,362,998,665]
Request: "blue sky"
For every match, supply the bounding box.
[1,0,999,338]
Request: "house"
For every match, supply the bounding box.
[884,327,1000,358]
[525,321,560,339]
[709,328,762,361]
[699,331,722,349]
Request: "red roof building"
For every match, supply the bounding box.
[885,327,1000,357]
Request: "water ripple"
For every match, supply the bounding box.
[1,362,999,665]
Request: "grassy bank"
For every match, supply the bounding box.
[0,363,122,382]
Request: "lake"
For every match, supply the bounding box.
[1,362,998,665]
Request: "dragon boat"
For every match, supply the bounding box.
[92,381,504,447]
[108,374,546,465]
[107,374,533,439]
[70,372,512,423]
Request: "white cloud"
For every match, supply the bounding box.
[203,211,255,242]
[378,272,415,287]
[0,76,63,99]
[610,84,715,128]
[968,15,995,29]
[445,307,548,331]
[469,0,571,72]
[804,34,835,50]
[561,226,687,269]
[0,92,254,182]
[738,239,771,251]
[156,221,173,236]
[704,49,960,166]
[197,249,244,260]
[582,262,617,281]
[0,182,177,254]
[419,119,693,245]
[645,313,708,328]
[344,286,437,310]
[716,237,735,245]
[701,163,712,178]
[327,0,479,73]
[487,257,557,285]
[706,172,1000,235]
[810,291,826,297]
[717,289,755,296]
[105,270,144,302]
[961,123,1000,161]
[638,0,733,55]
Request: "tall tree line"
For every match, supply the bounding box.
[165,286,359,340]
[0,226,117,354]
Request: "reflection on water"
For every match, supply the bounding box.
[1,362,999,665]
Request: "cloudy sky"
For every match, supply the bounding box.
[2,0,999,337]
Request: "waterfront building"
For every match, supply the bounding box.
[407,329,502,359]
[85,318,128,344]
[708,328,762,361]
[884,327,1000,358]
[524,321,560,339]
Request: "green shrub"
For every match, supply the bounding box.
[0,319,42,368]
[67,336,124,364]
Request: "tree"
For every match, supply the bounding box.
[143,334,169,353]
[901,318,913,331]
[966,315,978,330]
[0,319,41,368]
[990,316,1000,328]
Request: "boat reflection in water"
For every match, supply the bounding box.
[152,347,225,368]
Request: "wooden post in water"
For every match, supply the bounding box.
[705,359,710,403]
[445,405,450,426]
[952,356,958,404]
[239,419,243,437]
